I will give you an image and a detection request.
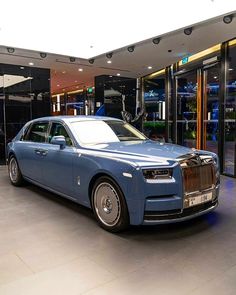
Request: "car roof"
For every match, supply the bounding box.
[30,115,123,124]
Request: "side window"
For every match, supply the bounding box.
[49,123,73,146]
[27,122,49,143]
[20,124,32,141]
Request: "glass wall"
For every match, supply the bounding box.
[224,40,236,175]
[203,64,220,154]
[0,64,50,163]
[176,70,198,148]
[142,41,236,177]
[143,71,166,140]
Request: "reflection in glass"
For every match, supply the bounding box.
[0,63,50,162]
[176,71,197,148]
[143,73,166,140]
[224,42,236,175]
[203,64,219,155]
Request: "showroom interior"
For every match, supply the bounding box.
[0,1,236,294]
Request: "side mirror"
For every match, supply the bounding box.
[51,135,66,149]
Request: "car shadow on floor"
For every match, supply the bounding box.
[23,182,222,241]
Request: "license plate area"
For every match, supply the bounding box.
[184,191,213,208]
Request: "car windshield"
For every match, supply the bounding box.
[71,120,147,145]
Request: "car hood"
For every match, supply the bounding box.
[82,140,196,167]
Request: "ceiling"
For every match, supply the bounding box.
[0,0,235,58]
[0,11,236,93]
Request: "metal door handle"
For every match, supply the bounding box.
[41,150,48,156]
[34,149,42,155]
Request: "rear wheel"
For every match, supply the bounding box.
[8,156,24,186]
[91,176,129,232]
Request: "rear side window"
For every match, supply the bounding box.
[26,122,49,143]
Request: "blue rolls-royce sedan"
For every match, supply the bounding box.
[7,116,220,232]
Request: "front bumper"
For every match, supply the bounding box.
[142,199,218,225]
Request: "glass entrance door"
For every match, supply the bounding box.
[203,64,220,154]
[176,70,198,148]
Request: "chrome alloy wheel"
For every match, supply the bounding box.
[93,182,121,227]
[9,157,19,183]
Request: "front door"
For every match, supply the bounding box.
[42,122,75,197]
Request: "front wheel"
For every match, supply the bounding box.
[91,176,129,232]
[8,156,24,186]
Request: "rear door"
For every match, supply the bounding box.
[15,121,49,183]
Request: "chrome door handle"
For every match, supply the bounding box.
[41,150,48,156]
[34,148,42,155]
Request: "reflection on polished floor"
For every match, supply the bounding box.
[0,165,236,295]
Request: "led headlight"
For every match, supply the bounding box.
[142,168,172,180]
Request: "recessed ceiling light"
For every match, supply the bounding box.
[57,84,60,87]
[223,14,233,24]
[117,73,121,76]
[214,76,217,79]
[78,68,83,72]
[127,46,135,52]
[107,60,112,64]
[20,66,24,69]
[28,62,34,66]
[148,66,152,69]
[7,47,15,53]
[62,71,66,74]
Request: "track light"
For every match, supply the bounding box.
[40,52,47,58]
[89,58,95,64]
[152,37,160,45]
[69,57,76,62]
[184,27,192,35]
[127,45,135,53]
[7,47,15,53]
[106,52,113,59]
[223,14,233,24]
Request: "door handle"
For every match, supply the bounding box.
[34,148,42,155]
[41,149,48,156]
[34,148,48,156]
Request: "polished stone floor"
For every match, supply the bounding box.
[0,165,236,295]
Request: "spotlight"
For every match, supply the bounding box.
[89,58,95,64]
[184,27,192,35]
[69,57,76,62]
[223,14,233,24]
[106,52,113,59]
[152,37,160,45]
[7,47,15,53]
[40,52,47,58]
[127,45,135,52]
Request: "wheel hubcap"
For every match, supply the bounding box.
[94,182,121,226]
[9,158,18,182]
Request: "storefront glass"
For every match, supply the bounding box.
[224,40,236,175]
[176,70,198,148]
[143,71,166,140]
[0,64,50,163]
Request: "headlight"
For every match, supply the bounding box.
[142,168,172,180]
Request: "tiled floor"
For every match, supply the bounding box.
[0,165,236,295]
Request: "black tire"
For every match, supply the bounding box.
[8,155,24,186]
[91,176,129,233]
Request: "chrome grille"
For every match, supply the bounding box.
[179,154,216,195]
